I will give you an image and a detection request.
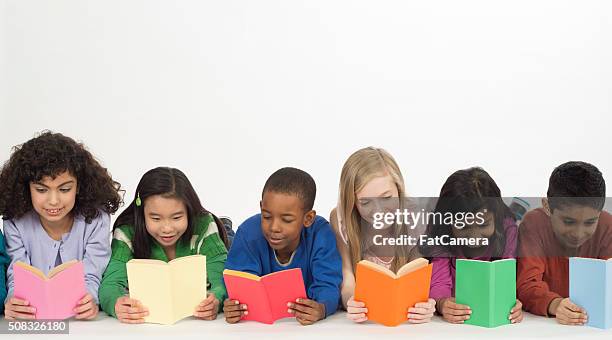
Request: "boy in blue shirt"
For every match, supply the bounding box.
[223,167,342,325]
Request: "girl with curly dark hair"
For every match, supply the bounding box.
[0,131,123,320]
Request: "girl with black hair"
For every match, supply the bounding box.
[420,167,524,324]
[98,167,228,323]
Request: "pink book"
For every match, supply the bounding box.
[13,260,87,320]
[223,268,307,324]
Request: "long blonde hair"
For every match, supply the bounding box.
[338,147,418,273]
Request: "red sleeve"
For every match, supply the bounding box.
[516,211,562,316]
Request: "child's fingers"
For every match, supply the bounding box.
[79,294,93,305]
[347,312,367,321]
[347,298,365,308]
[446,304,472,315]
[74,301,93,314]
[296,316,314,326]
[5,310,36,320]
[408,306,430,315]
[295,298,318,308]
[446,314,468,324]
[408,315,432,324]
[558,310,586,325]
[408,312,433,320]
[509,309,522,323]
[9,298,30,306]
[10,304,36,315]
[414,299,435,309]
[511,299,522,313]
[562,308,586,321]
[196,303,216,313]
[119,310,149,321]
[75,306,97,320]
[224,310,247,319]
[293,310,317,323]
[347,306,368,314]
[224,303,247,313]
[194,310,216,319]
[288,302,313,315]
[565,299,584,313]
[119,316,146,324]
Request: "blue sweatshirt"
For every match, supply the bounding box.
[224,214,342,317]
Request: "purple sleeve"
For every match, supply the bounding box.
[429,257,453,300]
[501,217,518,259]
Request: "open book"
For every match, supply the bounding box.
[13,260,86,320]
[223,268,307,324]
[570,257,612,329]
[354,258,432,326]
[126,255,207,325]
[455,258,516,328]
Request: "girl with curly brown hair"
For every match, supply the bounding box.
[0,131,123,320]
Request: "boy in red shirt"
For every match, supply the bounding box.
[517,161,612,325]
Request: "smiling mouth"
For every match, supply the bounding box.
[268,236,284,244]
[45,208,64,216]
[160,235,177,242]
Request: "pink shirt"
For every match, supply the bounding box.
[429,217,518,299]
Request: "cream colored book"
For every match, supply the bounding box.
[126,255,207,325]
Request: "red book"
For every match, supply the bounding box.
[223,268,307,324]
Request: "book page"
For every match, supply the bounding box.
[127,261,173,325]
[14,262,47,281]
[397,258,429,277]
[170,255,207,323]
[358,260,397,278]
[48,259,79,279]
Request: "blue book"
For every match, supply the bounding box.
[569,257,612,329]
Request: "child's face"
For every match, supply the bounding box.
[355,175,400,225]
[29,171,77,226]
[260,191,315,255]
[547,202,600,249]
[451,210,496,248]
[143,195,189,250]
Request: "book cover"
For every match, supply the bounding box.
[354,258,433,327]
[569,257,612,329]
[13,260,86,320]
[127,254,207,325]
[455,258,516,328]
[223,268,307,324]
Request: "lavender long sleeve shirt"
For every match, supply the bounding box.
[4,210,111,304]
[429,217,518,300]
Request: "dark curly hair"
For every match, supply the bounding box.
[0,131,123,223]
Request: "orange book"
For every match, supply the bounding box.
[354,258,432,326]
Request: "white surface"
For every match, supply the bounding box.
[1,1,611,226]
[2,312,610,339]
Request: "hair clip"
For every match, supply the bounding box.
[135,193,142,207]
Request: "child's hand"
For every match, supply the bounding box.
[346,295,368,323]
[194,293,220,320]
[114,296,149,324]
[509,299,523,324]
[223,299,247,324]
[74,294,99,320]
[407,298,436,324]
[288,298,326,326]
[4,297,36,320]
[552,298,587,326]
[438,297,471,324]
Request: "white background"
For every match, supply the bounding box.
[1,1,610,226]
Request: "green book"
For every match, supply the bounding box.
[455,258,516,328]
